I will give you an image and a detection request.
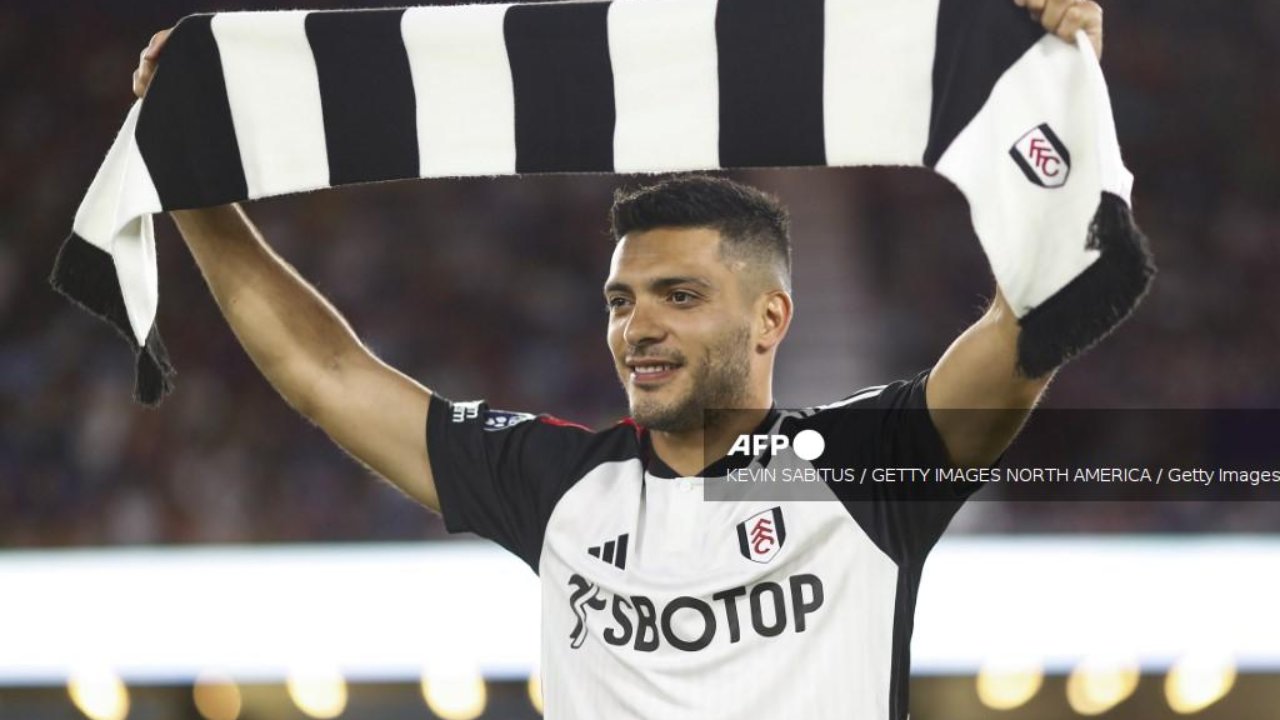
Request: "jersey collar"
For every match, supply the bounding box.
[639,406,781,479]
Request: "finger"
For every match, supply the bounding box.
[144,29,170,60]
[135,56,155,86]
[134,66,154,98]
[1041,0,1079,35]
[1055,1,1103,55]
[1022,0,1047,19]
[1079,1,1104,58]
[1076,1,1104,34]
[143,28,172,61]
[133,68,152,99]
[1054,2,1086,37]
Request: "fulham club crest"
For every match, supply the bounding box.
[1009,123,1071,188]
[737,507,787,564]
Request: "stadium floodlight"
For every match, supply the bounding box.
[67,667,128,720]
[1065,655,1140,715]
[1164,651,1237,714]
[528,672,544,715]
[975,656,1044,710]
[421,670,487,720]
[286,666,348,719]
[192,671,242,720]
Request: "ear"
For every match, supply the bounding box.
[755,290,793,353]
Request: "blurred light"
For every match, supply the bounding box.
[286,667,348,719]
[193,672,242,720]
[975,657,1043,710]
[527,672,544,715]
[6,540,1280,683]
[1165,652,1236,714]
[1066,655,1140,715]
[67,667,129,720]
[421,669,487,720]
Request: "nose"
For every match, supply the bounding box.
[622,297,666,348]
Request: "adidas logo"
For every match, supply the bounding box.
[587,533,629,570]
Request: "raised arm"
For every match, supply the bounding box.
[925,289,1051,468]
[925,0,1103,467]
[137,30,440,511]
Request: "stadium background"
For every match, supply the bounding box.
[1,0,1277,718]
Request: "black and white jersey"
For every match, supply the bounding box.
[427,372,977,719]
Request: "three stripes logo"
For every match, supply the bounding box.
[587,533,629,570]
[737,507,786,564]
[1009,123,1072,189]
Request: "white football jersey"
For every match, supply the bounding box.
[428,372,977,719]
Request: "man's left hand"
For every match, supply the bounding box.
[1015,0,1103,60]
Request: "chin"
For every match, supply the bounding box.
[630,399,703,433]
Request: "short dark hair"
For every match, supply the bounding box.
[609,175,792,292]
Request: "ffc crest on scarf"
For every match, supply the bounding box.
[52,0,1154,405]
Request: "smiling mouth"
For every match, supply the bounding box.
[628,363,681,387]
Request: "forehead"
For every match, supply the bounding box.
[606,227,728,282]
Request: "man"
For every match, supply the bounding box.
[134,1,1103,717]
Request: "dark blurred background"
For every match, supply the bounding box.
[2,0,1278,549]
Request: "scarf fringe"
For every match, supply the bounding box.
[1017,192,1156,377]
[48,234,175,406]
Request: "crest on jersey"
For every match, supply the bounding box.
[736,507,787,564]
[1009,123,1071,188]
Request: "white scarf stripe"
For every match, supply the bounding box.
[822,0,940,166]
[402,4,517,178]
[212,12,330,199]
[608,0,721,172]
[70,104,160,254]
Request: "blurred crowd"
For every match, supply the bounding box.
[2,1,1278,547]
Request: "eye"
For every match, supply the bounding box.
[606,296,631,312]
[669,290,697,304]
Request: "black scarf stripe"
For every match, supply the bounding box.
[306,9,420,186]
[716,0,827,168]
[505,2,616,174]
[136,14,246,210]
[923,0,1044,167]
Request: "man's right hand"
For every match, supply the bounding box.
[132,28,172,99]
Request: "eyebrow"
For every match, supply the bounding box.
[603,276,714,296]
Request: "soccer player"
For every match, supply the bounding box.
[134,1,1103,717]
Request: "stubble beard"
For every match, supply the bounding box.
[626,325,753,434]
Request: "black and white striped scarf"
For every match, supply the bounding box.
[52,0,1153,405]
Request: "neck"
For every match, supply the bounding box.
[648,403,771,477]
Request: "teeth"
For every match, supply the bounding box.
[634,364,674,375]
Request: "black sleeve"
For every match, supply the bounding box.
[806,370,981,564]
[426,393,594,572]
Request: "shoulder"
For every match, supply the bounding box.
[428,393,641,463]
[783,370,931,425]
[774,371,943,470]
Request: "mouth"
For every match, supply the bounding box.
[626,360,683,388]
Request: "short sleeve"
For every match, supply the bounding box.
[426,393,595,572]
[802,370,981,563]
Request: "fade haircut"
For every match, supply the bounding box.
[609,175,793,293]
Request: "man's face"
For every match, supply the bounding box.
[604,227,756,433]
